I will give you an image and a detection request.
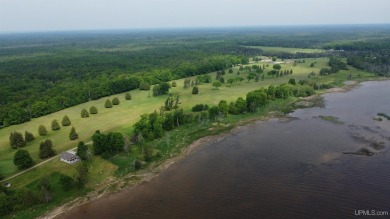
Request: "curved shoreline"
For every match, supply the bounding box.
[40,79,373,219]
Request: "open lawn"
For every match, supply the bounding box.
[0,56,376,190]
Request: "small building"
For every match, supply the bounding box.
[60,151,81,164]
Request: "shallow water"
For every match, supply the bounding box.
[61,81,390,219]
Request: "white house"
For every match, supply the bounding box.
[60,151,81,164]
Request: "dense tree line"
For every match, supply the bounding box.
[325,38,390,76]
[0,36,256,127]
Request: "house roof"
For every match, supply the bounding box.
[60,151,79,160]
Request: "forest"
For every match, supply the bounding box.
[1,25,390,127]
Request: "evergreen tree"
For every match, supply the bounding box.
[219,76,225,83]
[105,99,113,108]
[61,115,71,126]
[39,139,55,159]
[171,81,177,87]
[51,119,60,130]
[10,131,26,148]
[38,125,47,136]
[81,109,89,118]
[25,131,35,142]
[14,149,34,169]
[112,97,120,105]
[69,127,78,140]
[192,86,199,94]
[76,141,89,161]
[125,93,132,100]
[90,106,98,114]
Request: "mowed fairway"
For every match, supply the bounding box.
[0,56,375,187]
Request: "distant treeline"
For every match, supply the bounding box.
[324,38,390,76]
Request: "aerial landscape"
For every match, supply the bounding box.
[1,0,390,218]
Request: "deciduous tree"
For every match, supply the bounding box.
[39,139,55,159]
[10,132,26,149]
[14,149,34,169]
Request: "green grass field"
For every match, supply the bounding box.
[0,56,376,189]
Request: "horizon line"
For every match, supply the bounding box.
[1,23,390,35]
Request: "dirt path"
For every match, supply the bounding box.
[0,141,92,183]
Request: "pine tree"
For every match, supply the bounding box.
[38,125,47,136]
[90,106,98,114]
[39,139,55,159]
[81,109,89,118]
[69,127,78,140]
[51,119,60,130]
[105,99,113,108]
[25,131,35,142]
[10,131,26,148]
[112,97,120,105]
[61,115,71,126]
[125,93,132,100]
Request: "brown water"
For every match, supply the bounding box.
[61,81,390,219]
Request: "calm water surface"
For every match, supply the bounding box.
[61,81,390,219]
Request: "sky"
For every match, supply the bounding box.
[1,0,389,32]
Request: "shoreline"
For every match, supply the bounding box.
[41,79,371,219]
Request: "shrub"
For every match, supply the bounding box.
[112,97,120,105]
[61,115,71,126]
[38,125,47,136]
[172,81,177,87]
[51,119,61,130]
[192,86,199,94]
[125,93,132,100]
[25,131,35,142]
[69,127,79,140]
[192,104,205,112]
[81,109,89,118]
[105,99,113,108]
[139,81,150,90]
[90,106,98,114]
